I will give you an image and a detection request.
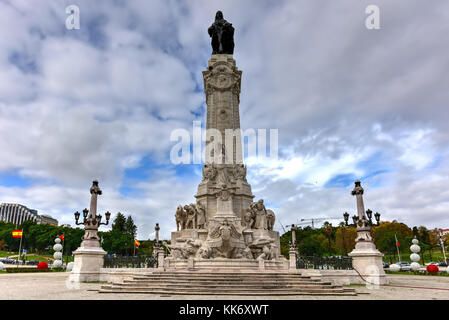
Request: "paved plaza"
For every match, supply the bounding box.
[1,273,448,300]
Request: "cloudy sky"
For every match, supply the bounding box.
[0,0,448,239]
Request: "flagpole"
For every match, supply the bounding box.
[61,233,65,266]
[395,233,401,263]
[17,230,23,267]
[133,239,136,256]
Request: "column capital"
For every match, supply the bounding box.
[351,180,364,196]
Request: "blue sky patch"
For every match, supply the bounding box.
[0,171,30,188]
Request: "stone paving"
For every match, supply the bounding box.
[0,272,448,300]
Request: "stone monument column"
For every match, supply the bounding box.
[195,54,254,223]
[348,181,388,284]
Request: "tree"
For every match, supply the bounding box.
[322,222,335,255]
[125,215,137,238]
[372,221,412,260]
[112,212,126,233]
[335,225,356,255]
[298,234,326,256]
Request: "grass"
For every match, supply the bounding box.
[383,248,448,264]
[0,251,74,263]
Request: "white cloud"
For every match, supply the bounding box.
[0,0,448,240]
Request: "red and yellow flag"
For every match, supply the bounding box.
[134,239,140,247]
[12,230,23,238]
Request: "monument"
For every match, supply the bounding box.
[166,11,286,270]
[348,181,388,284]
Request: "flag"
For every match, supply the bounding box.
[134,239,140,247]
[59,234,64,241]
[12,230,23,238]
[396,241,400,247]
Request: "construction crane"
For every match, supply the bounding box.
[277,219,287,234]
[297,217,341,229]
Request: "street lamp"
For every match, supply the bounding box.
[343,212,349,227]
[352,215,358,226]
[374,212,381,226]
[73,180,111,248]
[366,209,373,225]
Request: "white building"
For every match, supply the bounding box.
[0,203,58,226]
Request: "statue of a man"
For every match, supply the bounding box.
[253,199,268,230]
[208,11,235,54]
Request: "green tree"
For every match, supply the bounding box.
[372,221,412,259]
[298,234,326,256]
[125,215,137,238]
[112,212,126,233]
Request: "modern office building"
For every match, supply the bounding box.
[0,203,58,226]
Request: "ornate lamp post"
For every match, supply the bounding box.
[74,180,111,248]
[346,180,388,284]
[69,180,111,283]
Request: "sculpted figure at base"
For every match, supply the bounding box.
[253,199,268,230]
[207,220,245,259]
[175,205,186,231]
[256,244,277,261]
[184,204,197,229]
[266,209,275,231]
[168,239,202,259]
[242,209,255,229]
[195,202,206,229]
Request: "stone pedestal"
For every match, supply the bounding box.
[156,249,165,270]
[349,242,388,285]
[289,249,297,270]
[69,246,106,282]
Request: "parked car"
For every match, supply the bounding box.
[425,262,438,266]
[382,262,389,269]
[398,262,411,271]
[436,262,447,267]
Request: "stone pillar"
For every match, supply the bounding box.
[289,225,298,270]
[157,249,165,270]
[348,181,388,284]
[289,249,297,270]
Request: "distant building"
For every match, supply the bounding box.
[0,203,58,226]
[39,214,58,226]
[440,229,449,236]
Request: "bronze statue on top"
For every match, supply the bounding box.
[208,11,235,54]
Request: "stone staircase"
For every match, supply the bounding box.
[99,271,356,296]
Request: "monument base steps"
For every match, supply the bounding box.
[99,271,356,296]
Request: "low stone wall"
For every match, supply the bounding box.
[164,257,289,271]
